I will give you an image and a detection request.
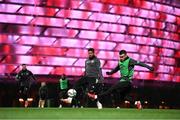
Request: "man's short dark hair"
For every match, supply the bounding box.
[22,64,26,66]
[88,48,94,53]
[119,50,127,55]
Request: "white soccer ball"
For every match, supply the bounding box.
[67,89,77,97]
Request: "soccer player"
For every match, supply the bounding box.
[16,64,36,107]
[61,48,103,108]
[88,50,154,109]
[38,82,48,108]
[59,74,69,108]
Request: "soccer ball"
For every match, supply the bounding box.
[67,89,77,97]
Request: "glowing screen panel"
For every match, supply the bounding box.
[0,0,179,82]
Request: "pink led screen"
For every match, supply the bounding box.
[0,0,179,82]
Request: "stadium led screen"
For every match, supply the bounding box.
[0,0,179,82]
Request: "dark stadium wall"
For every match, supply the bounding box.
[0,77,180,108]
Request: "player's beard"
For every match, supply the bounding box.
[89,55,95,60]
[120,56,128,62]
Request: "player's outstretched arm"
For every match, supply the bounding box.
[106,64,120,75]
[130,59,154,71]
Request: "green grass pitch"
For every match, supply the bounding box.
[0,108,180,120]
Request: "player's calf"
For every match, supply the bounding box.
[87,93,97,100]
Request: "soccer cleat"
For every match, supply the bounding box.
[25,101,28,108]
[135,101,142,110]
[87,93,97,100]
[96,100,102,109]
[59,104,62,108]
[60,97,73,104]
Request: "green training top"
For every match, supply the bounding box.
[119,58,134,81]
[59,78,68,90]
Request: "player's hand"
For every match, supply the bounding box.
[149,67,154,71]
[106,72,111,75]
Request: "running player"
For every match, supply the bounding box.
[88,50,154,109]
[61,48,103,109]
[16,64,36,107]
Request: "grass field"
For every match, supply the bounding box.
[0,108,180,120]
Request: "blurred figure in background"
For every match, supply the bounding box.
[59,74,69,108]
[16,64,36,107]
[38,82,48,108]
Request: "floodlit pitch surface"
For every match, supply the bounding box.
[0,108,180,120]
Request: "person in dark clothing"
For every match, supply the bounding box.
[16,64,36,107]
[61,48,103,108]
[38,82,48,108]
[88,50,154,109]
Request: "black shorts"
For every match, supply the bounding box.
[19,86,30,100]
[39,93,47,100]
